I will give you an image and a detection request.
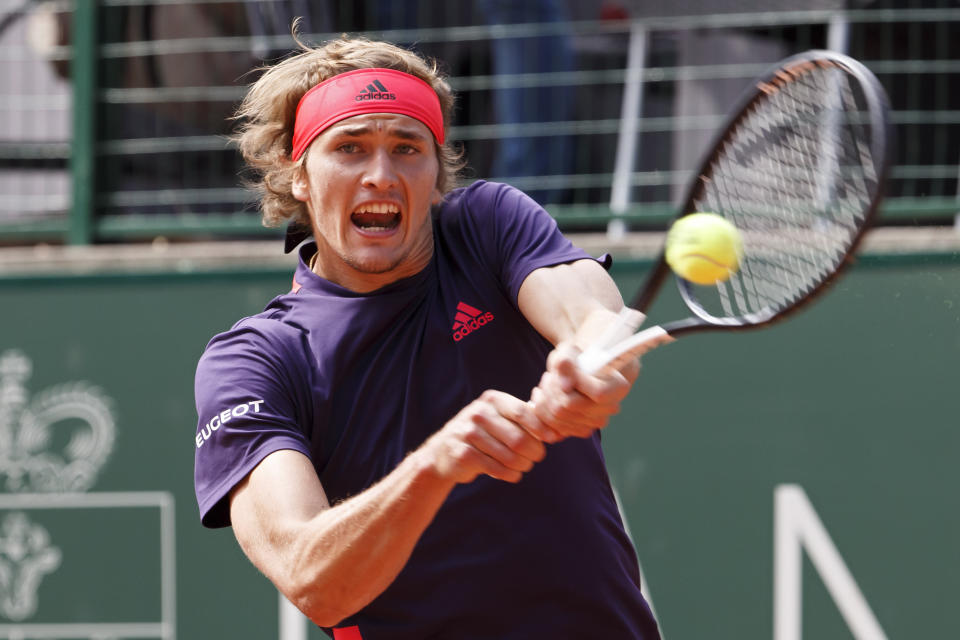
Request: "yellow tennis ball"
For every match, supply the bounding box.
[665,213,743,285]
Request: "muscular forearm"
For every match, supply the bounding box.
[273,450,456,627]
[232,394,545,628]
[518,259,626,346]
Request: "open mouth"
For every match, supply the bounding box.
[351,202,401,232]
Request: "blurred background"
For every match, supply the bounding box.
[2,0,959,241]
[0,1,957,639]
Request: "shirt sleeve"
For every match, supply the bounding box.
[459,181,595,303]
[193,318,313,528]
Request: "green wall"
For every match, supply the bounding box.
[605,258,960,638]
[0,257,956,638]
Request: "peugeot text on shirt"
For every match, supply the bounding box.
[195,400,265,449]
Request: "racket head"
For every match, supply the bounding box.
[635,50,893,335]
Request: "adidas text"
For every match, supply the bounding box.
[356,92,396,101]
[453,312,495,342]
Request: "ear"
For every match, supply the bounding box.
[291,167,310,203]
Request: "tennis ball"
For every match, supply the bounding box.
[665,213,743,285]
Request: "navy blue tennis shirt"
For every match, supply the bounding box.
[194,181,660,638]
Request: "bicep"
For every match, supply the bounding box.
[517,259,626,346]
[230,450,330,585]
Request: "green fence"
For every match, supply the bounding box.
[1,1,959,244]
[0,250,957,638]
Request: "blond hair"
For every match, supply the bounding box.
[234,35,463,228]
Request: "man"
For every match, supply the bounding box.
[194,35,660,639]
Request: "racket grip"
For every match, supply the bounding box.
[578,326,676,375]
[591,307,646,351]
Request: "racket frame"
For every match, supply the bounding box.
[633,49,894,339]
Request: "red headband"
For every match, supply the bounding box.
[291,68,445,160]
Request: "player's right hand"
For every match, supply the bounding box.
[423,390,553,485]
[531,340,639,440]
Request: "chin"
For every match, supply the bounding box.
[346,253,403,275]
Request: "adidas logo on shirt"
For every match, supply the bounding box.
[355,79,396,101]
[451,301,495,342]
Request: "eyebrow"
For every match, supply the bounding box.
[331,124,429,142]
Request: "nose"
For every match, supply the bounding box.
[362,148,399,190]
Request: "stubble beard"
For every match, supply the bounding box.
[341,250,405,275]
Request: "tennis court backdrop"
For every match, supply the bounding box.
[0,1,958,638]
[0,250,957,639]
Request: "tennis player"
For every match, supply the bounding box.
[193,35,660,639]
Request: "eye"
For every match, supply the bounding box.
[337,142,361,153]
[395,143,419,155]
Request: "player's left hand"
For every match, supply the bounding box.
[530,342,640,440]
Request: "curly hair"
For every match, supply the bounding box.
[234,35,464,228]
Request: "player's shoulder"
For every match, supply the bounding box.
[441,180,531,210]
[437,180,544,231]
[199,305,308,374]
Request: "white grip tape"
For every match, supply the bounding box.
[578,326,676,375]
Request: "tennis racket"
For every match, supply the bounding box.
[579,50,893,375]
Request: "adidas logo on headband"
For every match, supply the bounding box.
[356,79,396,101]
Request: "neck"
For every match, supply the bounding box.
[309,232,434,294]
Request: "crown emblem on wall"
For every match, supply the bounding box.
[0,511,61,621]
[0,349,116,494]
[0,349,117,621]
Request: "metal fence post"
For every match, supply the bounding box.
[69,0,98,245]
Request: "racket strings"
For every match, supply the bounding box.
[693,65,879,320]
